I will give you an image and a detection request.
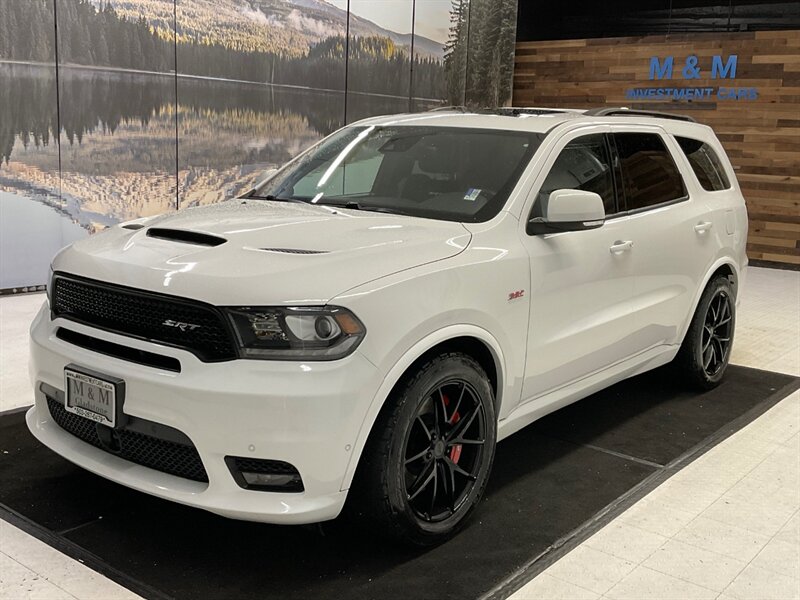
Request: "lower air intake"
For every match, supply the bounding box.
[46,395,208,483]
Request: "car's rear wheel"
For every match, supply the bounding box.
[675,275,736,390]
[350,352,497,546]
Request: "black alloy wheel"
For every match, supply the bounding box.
[349,352,497,546]
[701,289,733,377]
[675,274,736,390]
[403,380,486,523]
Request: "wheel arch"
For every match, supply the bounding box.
[340,325,506,491]
[678,257,741,346]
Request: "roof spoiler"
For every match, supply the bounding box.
[583,107,697,123]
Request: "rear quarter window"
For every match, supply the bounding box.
[676,136,732,192]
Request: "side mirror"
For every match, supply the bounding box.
[528,189,606,235]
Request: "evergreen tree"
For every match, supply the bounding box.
[444,0,469,105]
[0,4,10,59]
[95,28,110,65]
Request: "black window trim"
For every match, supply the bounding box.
[674,135,733,193]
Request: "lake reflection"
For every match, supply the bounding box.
[0,191,88,289]
[0,63,439,287]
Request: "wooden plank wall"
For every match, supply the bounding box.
[514,31,800,267]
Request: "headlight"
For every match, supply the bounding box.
[226,306,366,360]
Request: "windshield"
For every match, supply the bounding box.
[250,125,543,222]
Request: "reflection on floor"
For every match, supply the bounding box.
[0,266,798,600]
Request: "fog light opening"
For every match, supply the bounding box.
[241,472,302,488]
[225,456,304,493]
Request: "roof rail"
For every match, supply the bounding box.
[427,106,575,117]
[428,106,469,112]
[584,107,697,123]
[477,107,573,116]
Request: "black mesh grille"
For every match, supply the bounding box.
[47,396,209,483]
[52,274,236,361]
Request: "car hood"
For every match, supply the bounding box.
[53,200,472,305]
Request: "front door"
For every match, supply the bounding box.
[519,128,638,402]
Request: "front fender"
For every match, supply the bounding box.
[341,324,507,491]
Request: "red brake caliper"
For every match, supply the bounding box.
[443,394,463,463]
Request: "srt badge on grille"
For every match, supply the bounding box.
[162,319,202,332]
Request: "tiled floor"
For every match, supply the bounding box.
[0,266,798,600]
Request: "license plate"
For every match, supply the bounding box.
[64,368,117,427]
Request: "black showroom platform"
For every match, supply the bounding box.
[1,365,798,600]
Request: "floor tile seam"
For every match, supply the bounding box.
[640,556,744,595]
[0,549,80,599]
[745,509,800,581]
[652,529,756,567]
[670,447,794,541]
[699,478,800,596]
[717,559,800,600]
[602,563,720,599]
[544,568,612,596]
[584,523,665,567]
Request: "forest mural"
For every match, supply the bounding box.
[0,0,519,291]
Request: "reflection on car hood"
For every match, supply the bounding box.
[53,200,472,305]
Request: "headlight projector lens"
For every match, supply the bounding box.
[314,316,336,340]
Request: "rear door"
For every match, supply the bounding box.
[609,127,718,351]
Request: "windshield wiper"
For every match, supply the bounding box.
[313,199,414,217]
[245,193,308,203]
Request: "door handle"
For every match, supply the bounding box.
[694,221,713,233]
[609,240,633,254]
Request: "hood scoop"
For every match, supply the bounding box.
[259,248,329,255]
[147,228,227,247]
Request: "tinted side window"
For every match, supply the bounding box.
[676,136,731,191]
[535,134,616,216]
[614,133,687,210]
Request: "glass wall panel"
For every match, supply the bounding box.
[411,0,453,111]
[55,0,178,228]
[176,0,347,208]
[344,0,413,122]
[0,0,69,290]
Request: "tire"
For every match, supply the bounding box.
[674,275,736,390]
[349,352,497,546]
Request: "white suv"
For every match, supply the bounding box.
[27,107,747,545]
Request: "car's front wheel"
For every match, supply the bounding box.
[674,274,736,390]
[350,352,497,546]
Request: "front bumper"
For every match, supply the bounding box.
[27,303,382,524]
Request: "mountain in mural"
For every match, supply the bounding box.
[94,0,444,58]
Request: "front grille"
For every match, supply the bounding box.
[52,273,237,361]
[47,396,208,483]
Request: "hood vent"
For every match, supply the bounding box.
[147,228,227,247]
[121,223,144,230]
[260,248,329,255]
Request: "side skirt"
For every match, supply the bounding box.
[497,345,679,442]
